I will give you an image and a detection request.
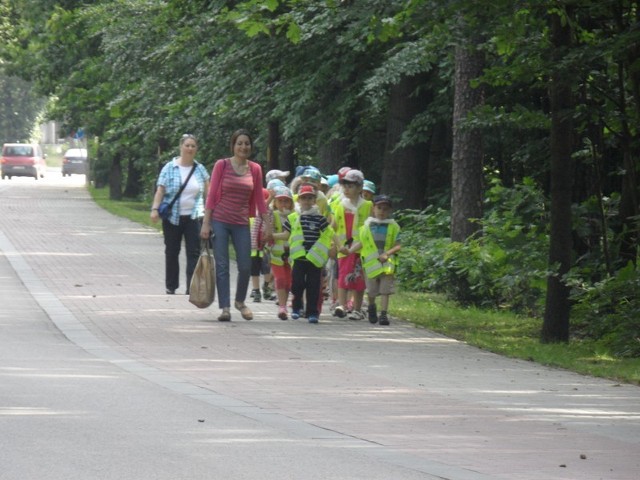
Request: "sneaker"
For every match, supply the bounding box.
[166,289,175,295]
[346,299,354,313]
[379,311,390,326]
[250,288,262,303]
[367,304,378,324]
[348,310,365,321]
[291,309,301,320]
[308,315,319,324]
[333,305,346,318]
[262,283,276,301]
[218,308,231,322]
[278,306,288,320]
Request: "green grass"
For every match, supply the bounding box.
[394,291,639,385]
[88,186,640,385]
[43,144,64,168]
[89,185,160,231]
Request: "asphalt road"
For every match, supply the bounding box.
[0,168,638,480]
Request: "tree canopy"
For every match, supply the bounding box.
[2,0,638,347]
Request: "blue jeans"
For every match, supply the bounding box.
[211,220,251,309]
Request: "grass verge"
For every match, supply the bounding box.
[89,185,160,231]
[88,186,640,385]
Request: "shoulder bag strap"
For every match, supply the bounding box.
[168,163,197,209]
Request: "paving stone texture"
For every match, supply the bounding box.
[0,173,638,479]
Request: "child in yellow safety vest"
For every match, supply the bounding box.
[269,186,295,320]
[346,195,401,326]
[272,185,334,324]
[333,169,373,320]
[249,188,276,302]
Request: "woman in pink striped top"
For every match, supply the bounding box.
[201,129,271,322]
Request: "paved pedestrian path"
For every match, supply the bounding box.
[1,175,638,479]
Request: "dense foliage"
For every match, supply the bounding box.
[1,0,638,353]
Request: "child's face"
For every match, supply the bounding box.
[373,203,392,220]
[362,190,374,201]
[298,194,316,210]
[275,197,293,212]
[341,182,362,200]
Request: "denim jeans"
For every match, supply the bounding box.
[211,220,251,309]
[162,216,201,293]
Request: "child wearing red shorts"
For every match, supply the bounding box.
[332,169,372,320]
[269,186,294,319]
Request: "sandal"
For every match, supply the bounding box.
[218,308,231,322]
[234,301,253,320]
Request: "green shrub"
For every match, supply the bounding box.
[570,262,640,357]
[396,177,549,315]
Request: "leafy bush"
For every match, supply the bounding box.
[570,262,640,357]
[396,177,550,315]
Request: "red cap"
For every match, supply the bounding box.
[297,185,317,197]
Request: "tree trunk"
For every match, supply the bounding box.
[619,6,640,266]
[381,73,430,210]
[318,138,350,174]
[109,153,123,201]
[282,143,295,175]
[450,44,484,242]
[267,120,280,171]
[542,10,574,344]
[123,157,142,197]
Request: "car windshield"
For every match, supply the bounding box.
[65,149,87,158]
[5,146,34,156]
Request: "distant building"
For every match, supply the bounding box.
[39,121,59,144]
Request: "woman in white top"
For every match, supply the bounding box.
[151,134,210,294]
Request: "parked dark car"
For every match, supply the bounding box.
[61,148,88,176]
[1,143,47,180]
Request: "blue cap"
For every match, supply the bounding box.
[301,167,322,182]
[266,178,285,190]
[327,174,339,187]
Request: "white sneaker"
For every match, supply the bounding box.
[348,310,365,321]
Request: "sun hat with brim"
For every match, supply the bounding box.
[340,169,364,184]
[266,178,286,190]
[266,169,290,183]
[363,180,376,194]
[274,186,293,200]
[301,167,322,182]
[337,166,351,180]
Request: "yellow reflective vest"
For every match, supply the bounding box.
[250,217,264,258]
[332,199,372,258]
[358,220,400,278]
[270,211,288,266]
[288,212,334,268]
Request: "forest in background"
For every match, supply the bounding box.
[1,0,638,354]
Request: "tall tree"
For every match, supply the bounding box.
[542,7,574,343]
[450,33,484,242]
